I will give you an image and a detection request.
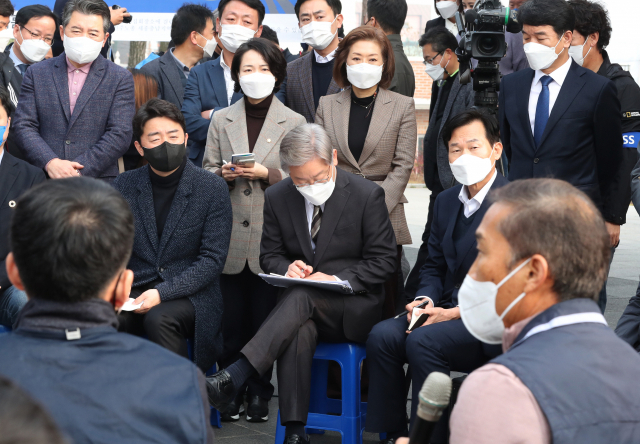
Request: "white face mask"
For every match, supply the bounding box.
[63,35,103,65]
[300,17,337,51]
[523,35,565,71]
[424,54,449,82]
[17,28,50,63]
[346,63,383,89]
[459,258,532,344]
[436,1,459,19]
[219,24,257,53]
[239,72,275,99]
[449,145,495,186]
[0,36,10,53]
[568,37,591,67]
[297,166,336,206]
[197,33,218,58]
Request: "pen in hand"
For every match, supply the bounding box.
[222,160,235,172]
[394,299,431,319]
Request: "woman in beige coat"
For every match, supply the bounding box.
[315,26,417,317]
[203,38,306,422]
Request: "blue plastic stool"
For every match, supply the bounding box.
[275,342,367,444]
[187,339,222,428]
[0,325,11,334]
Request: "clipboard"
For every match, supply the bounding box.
[258,273,354,295]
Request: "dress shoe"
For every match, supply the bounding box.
[205,369,237,411]
[379,438,398,444]
[220,391,245,422]
[285,434,310,444]
[246,394,269,422]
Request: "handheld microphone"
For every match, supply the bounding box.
[408,372,452,444]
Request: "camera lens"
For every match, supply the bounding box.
[478,35,499,56]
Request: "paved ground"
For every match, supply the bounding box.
[216,186,640,444]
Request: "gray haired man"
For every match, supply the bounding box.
[205,123,398,444]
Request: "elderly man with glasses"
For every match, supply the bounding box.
[205,123,398,444]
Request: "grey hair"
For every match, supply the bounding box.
[62,0,111,35]
[488,178,610,303]
[279,124,333,173]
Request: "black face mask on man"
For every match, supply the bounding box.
[142,141,186,172]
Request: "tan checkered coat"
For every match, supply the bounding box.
[315,88,417,245]
[203,97,307,275]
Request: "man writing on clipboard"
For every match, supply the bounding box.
[205,124,398,444]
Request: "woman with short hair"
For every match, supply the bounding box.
[203,37,306,423]
[315,26,417,316]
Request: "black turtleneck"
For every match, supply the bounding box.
[348,88,376,162]
[245,93,273,152]
[149,155,187,238]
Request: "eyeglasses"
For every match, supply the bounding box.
[21,26,54,46]
[423,51,443,66]
[293,166,333,189]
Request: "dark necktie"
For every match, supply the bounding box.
[534,75,553,147]
[310,205,322,247]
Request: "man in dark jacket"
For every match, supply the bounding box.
[1,4,57,160]
[568,0,640,312]
[114,98,232,372]
[0,87,45,328]
[366,0,415,98]
[0,177,214,444]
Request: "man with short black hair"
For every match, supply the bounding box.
[142,3,215,110]
[0,0,13,34]
[366,0,415,97]
[0,4,57,160]
[182,0,286,167]
[0,85,45,329]
[286,0,343,123]
[115,98,232,373]
[13,0,135,181]
[499,0,623,312]
[367,110,507,444]
[0,176,215,444]
[260,24,299,63]
[448,178,640,443]
[404,27,474,301]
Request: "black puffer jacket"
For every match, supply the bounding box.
[598,50,640,225]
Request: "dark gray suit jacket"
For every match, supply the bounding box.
[140,50,186,109]
[388,34,415,98]
[13,53,135,179]
[114,161,233,370]
[423,75,474,189]
[499,32,529,76]
[260,168,398,343]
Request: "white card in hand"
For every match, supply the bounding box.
[119,298,143,312]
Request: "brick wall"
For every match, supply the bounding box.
[411,59,432,101]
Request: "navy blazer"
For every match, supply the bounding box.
[181,56,286,164]
[416,173,509,307]
[0,151,45,289]
[113,160,232,370]
[499,60,623,222]
[13,53,135,179]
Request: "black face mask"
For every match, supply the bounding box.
[142,141,186,172]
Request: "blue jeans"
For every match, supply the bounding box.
[0,286,28,328]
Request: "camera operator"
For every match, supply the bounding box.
[499,0,623,313]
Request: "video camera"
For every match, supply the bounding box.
[454,0,522,111]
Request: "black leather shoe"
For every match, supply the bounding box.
[285,434,310,444]
[220,391,245,422]
[379,439,397,444]
[205,370,237,411]
[246,394,269,422]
